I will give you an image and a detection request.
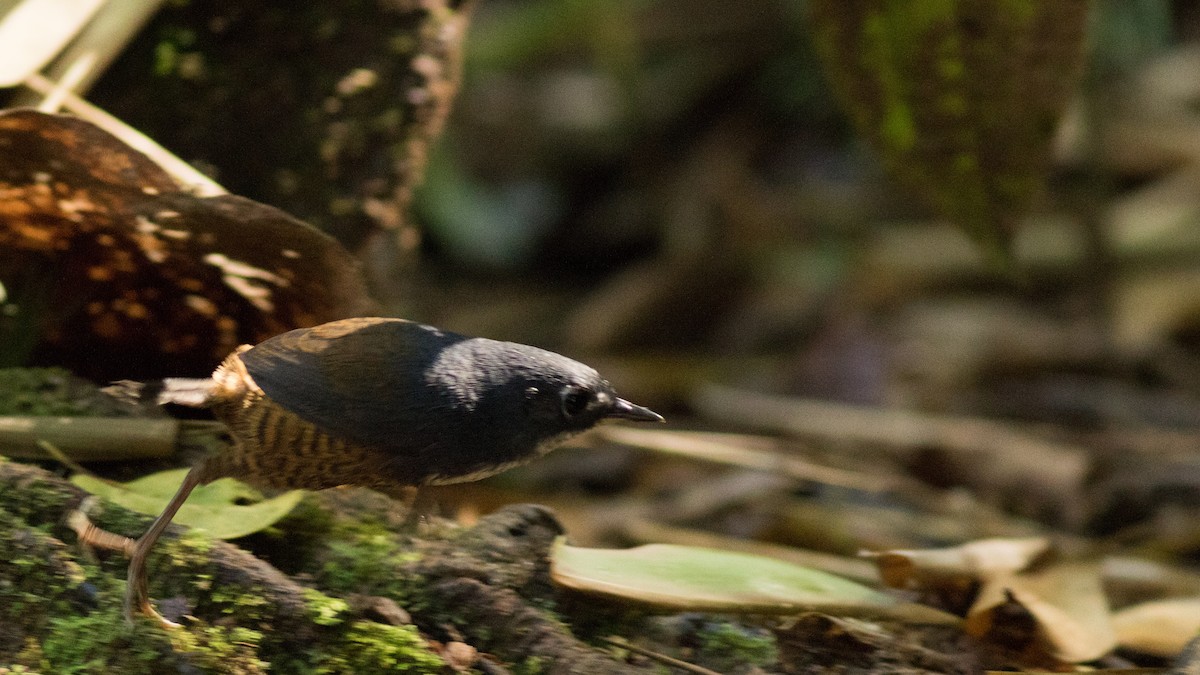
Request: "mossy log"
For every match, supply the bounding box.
[0,459,651,673]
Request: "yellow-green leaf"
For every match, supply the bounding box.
[550,538,957,623]
[73,469,303,540]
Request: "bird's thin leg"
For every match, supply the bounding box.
[125,465,204,628]
[390,485,420,511]
[381,485,424,529]
[68,497,137,556]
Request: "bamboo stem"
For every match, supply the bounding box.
[0,416,180,461]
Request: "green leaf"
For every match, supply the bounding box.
[550,539,958,623]
[72,469,303,540]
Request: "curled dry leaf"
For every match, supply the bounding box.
[1112,597,1200,658]
[869,537,1052,590]
[966,561,1115,665]
[0,109,374,379]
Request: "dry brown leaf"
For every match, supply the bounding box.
[1112,597,1200,658]
[0,109,374,379]
[967,561,1115,664]
[869,537,1052,590]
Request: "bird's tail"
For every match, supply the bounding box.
[104,378,218,408]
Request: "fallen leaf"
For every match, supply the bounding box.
[73,468,303,540]
[1113,597,1200,658]
[0,109,374,379]
[551,538,958,623]
[869,537,1052,589]
[967,561,1115,664]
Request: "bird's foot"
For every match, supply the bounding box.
[125,537,181,629]
[124,589,181,630]
[67,499,180,628]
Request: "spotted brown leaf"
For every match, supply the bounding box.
[0,109,374,379]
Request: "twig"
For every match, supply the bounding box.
[598,636,724,675]
[21,72,226,196]
[12,0,169,102]
[596,426,901,493]
[692,384,1091,528]
[36,439,92,476]
[693,385,1088,464]
[35,51,95,112]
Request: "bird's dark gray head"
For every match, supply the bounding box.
[425,336,662,462]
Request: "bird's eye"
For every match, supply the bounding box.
[560,386,591,418]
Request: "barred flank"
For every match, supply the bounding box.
[199,351,405,497]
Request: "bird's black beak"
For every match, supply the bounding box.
[606,398,664,423]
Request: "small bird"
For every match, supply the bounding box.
[116,317,662,626]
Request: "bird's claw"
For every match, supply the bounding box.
[124,591,180,629]
[124,534,182,629]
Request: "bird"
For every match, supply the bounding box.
[112,316,663,626]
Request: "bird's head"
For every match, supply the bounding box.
[428,337,662,457]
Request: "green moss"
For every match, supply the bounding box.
[0,506,96,635]
[0,368,132,417]
[42,606,267,674]
[169,624,267,674]
[316,527,420,600]
[207,582,274,623]
[0,460,84,528]
[313,621,443,674]
[244,494,336,575]
[0,368,87,416]
[124,529,224,620]
[302,589,349,627]
[694,621,778,673]
[512,655,548,675]
[161,530,216,583]
[85,498,155,540]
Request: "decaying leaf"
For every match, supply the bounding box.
[966,561,1116,664]
[774,613,979,675]
[550,538,958,623]
[869,537,1052,589]
[866,537,1052,617]
[1112,597,1200,658]
[807,1,1090,263]
[73,468,303,540]
[0,109,374,379]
